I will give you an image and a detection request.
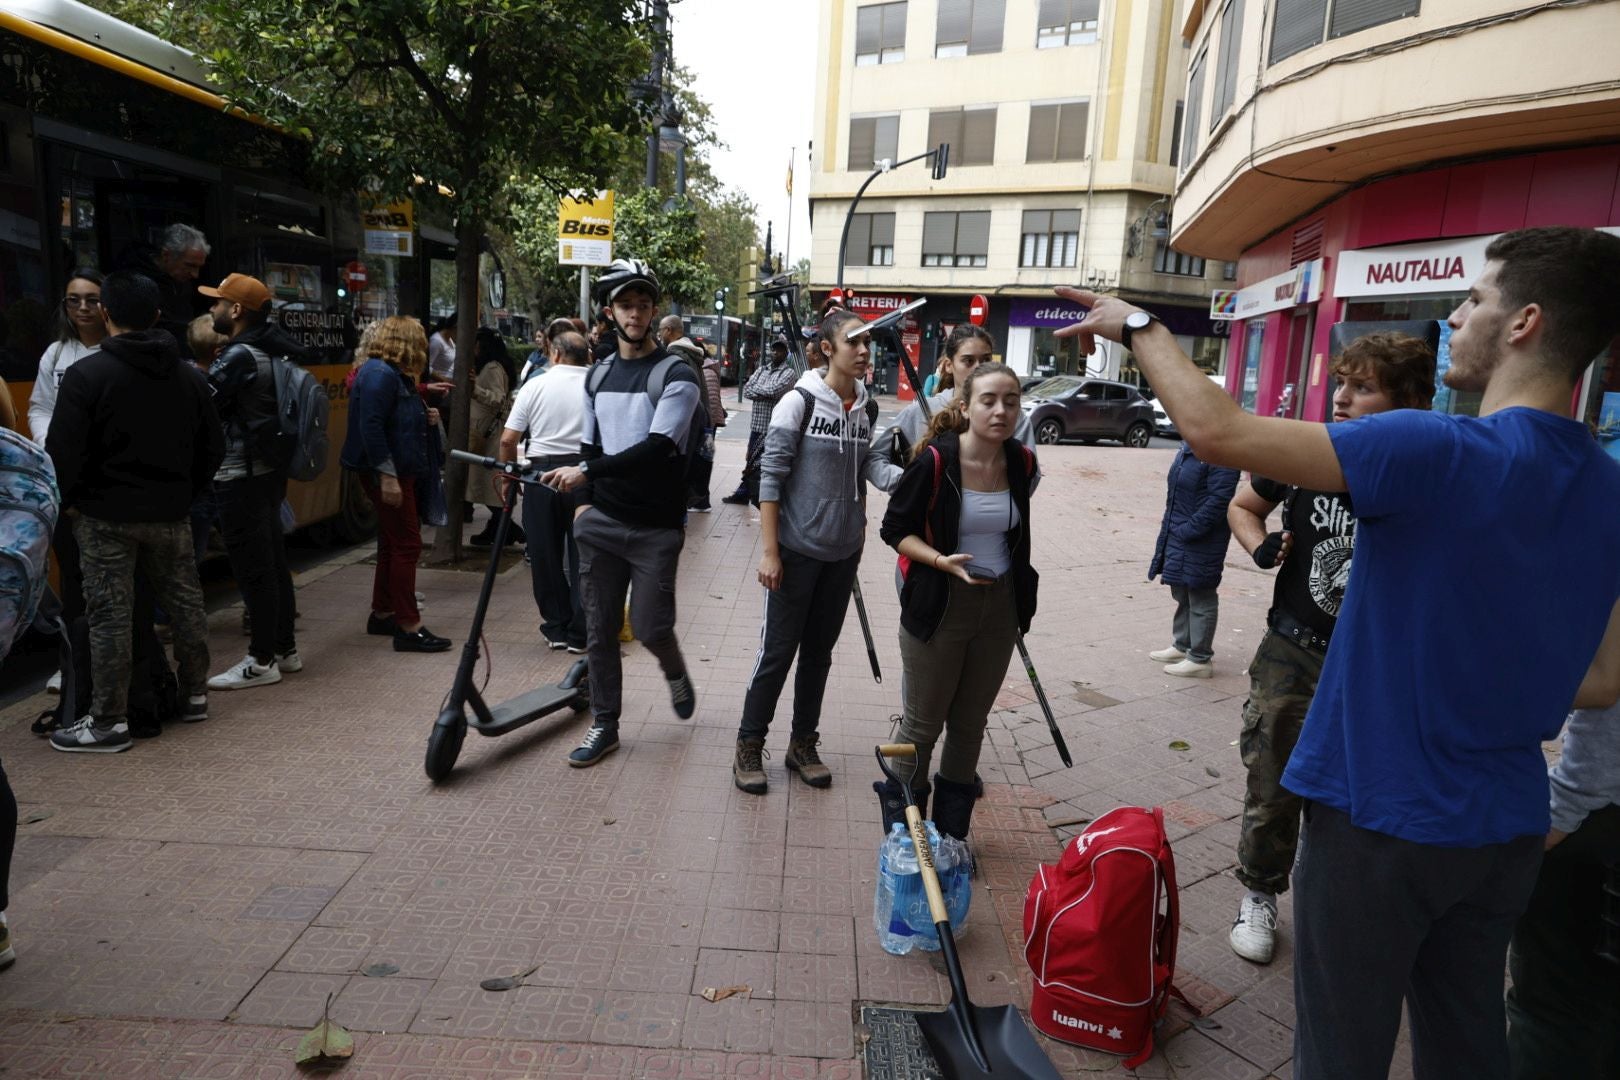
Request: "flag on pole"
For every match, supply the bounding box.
[786,150,794,196]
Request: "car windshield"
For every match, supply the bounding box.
[1025,376,1081,399]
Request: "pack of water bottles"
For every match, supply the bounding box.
[873,821,972,955]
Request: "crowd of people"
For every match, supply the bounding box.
[0,225,1617,1079]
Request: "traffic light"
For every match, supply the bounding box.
[714,287,727,313]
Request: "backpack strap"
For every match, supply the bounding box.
[645,353,685,405]
[924,444,943,549]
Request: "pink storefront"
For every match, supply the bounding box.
[1219,144,1620,431]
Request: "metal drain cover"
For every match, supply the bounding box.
[861,1005,944,1080]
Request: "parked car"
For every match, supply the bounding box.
[1020,367,1058,393]
[1151,401,1179,439]
[1021,376,1158,448]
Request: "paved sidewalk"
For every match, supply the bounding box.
[0,436,1412,1079]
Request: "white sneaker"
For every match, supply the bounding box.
[45,670,62,695]
[207,656,282,691]
[1149,646,1187,662]
[1230,895,1279,963]
[275,650,303,673]
[1164,658,1213,678]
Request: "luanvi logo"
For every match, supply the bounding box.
[1051,1012,1124,1040]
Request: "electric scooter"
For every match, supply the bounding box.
[423,449,589,782]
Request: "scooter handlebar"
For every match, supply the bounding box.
[449,449,545,482]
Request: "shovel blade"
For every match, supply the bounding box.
[916,1002,1061,1080]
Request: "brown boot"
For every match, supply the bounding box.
[733,736,768,795]
[784,734,833,788]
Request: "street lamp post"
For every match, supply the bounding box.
[834,143,949,290]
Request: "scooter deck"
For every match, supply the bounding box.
[467,659,590,737]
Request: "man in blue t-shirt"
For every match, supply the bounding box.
[540,259,702,768]
[1056,226,1620,1080]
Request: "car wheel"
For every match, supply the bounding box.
[1125,421,1153,448]
[1035,419,1063,445]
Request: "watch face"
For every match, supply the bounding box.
[1127,312,1152,329]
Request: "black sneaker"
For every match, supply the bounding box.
[542,632,570,651]
[181,695,208,723]
[687,500,712,513]
[720,491,750,505]
[667,672,697,720]
[367,613,398,637]
[568,724,619,767]
[128,708,163,740]
[395,627,452,653]
[50,717,133,754]
[566,642,587,655]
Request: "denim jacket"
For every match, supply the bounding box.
[341,358,430,480]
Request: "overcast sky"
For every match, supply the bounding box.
[671,0,816,268]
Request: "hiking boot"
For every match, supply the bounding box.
[208,656,281,691]
[784,734,832,788]
[181,695,208,724]
[50,716,132,754]
[275,650,303,673]
[667,672,697,720]
[1229,894,1279,964]
[569,724,619,768]
[1164,657,1214,679]
[367,613,398,637]
[1149,645,1187,662]
[733,737,768,794]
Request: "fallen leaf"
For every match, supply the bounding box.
[294,993,354,1067]
[1204,766,1221,778]
[700,984,751,1002]
[480,963,540,992]
[602,817,617,826]
[1169,740,1191,751]
[361,963,399,978]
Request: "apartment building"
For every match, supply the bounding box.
[808,0,1233,393]
[1171,0,1620,428]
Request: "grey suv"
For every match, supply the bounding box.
[1021,376,1157,448]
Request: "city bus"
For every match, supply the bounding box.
[0,0,459,542]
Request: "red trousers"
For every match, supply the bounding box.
[362,475,422,625]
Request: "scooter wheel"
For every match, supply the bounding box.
[425,711,466,783]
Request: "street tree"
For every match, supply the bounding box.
[194,0,653,560]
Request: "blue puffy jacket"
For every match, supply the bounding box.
[1149,444,1239,589]
[340,358,430,481]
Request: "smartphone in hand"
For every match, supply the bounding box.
[965,563,997,581]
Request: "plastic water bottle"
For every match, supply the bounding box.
[874,823,973,955]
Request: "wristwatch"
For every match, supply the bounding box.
[1120,310,1159,350]
[578,460,590,477]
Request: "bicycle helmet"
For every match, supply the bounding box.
[594,258,661,305]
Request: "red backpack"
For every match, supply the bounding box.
[1022,806,1180,1069]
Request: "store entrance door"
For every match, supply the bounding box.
[1277,308,1315,418]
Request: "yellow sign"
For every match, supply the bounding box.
[362,197,415,257]
[558,190,615,267]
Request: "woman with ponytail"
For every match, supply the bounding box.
[874,362,1038,844]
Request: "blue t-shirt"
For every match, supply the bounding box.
[1282,407,1620,847]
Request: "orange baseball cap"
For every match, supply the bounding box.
[198,273,273,313]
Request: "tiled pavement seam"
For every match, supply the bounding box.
[0,427,1407,1078]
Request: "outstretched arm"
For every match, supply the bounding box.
[1056,288,1344,491]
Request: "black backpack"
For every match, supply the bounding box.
[243,347,330,481]
[743,387,880,507]
[585,352,707,477]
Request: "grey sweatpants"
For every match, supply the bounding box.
[572,507,687,727]
[1169,583,1219,662]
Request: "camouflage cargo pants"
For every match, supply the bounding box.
[73,514,210,724]
[1236,629,1324,895]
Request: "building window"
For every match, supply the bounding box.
[1180,52,1205,170]
[922,211,991,267]
[1169,100,1184,166]
[1222,261,1239,281]
[848,114,900,171]
[1153,240,1205,277]
[1271,0,1420,65]
[1036,0,1099,46]
[846,213,896,267]
[1209,0,1244,127]
[935,0,1004,57]
[855,2,907,66]
[1026,101,1089,162]
[926,107,997,166]
[1020,210,1081,268]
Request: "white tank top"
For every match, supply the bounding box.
[958,490,1018,578]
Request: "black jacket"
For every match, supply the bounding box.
[45,329,224,522]
[880,430,1038,642]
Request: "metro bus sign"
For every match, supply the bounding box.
[969,294,989,326]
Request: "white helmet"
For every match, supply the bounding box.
[594,258,661,305]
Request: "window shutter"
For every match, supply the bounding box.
[856,6,881,55]
[969,0,1005,53]
[1021,209,1050,234]
[1330,0,1419,38]
[848,118,875,170]
[883,2,908,50]
[928,110,963,157]
[875,115,900,163]
[848,215,872,266]
[957,211,991,257]
[872,213,896,247]
[1182,57,1206,163]
[1270,0,1327,63]
[1211,1,1244,121]
[1026,104,1058,162]
[922,212,957,257]
[1072,0,1099,25]
[1055,102,1089,160]
[1053,209,1081,233]
[962,107,997,164]
[1289,219,1324,266]
[937,0,970,46]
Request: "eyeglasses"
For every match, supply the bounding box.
[62,296,101,310]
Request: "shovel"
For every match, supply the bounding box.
[875,744,1061,1080]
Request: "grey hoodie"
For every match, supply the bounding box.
[757,370,902,561]
[1548,700,1620,834]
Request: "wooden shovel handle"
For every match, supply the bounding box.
[904,804,950,926]
[877,743,917,758]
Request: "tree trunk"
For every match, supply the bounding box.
[429,209,484,563]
